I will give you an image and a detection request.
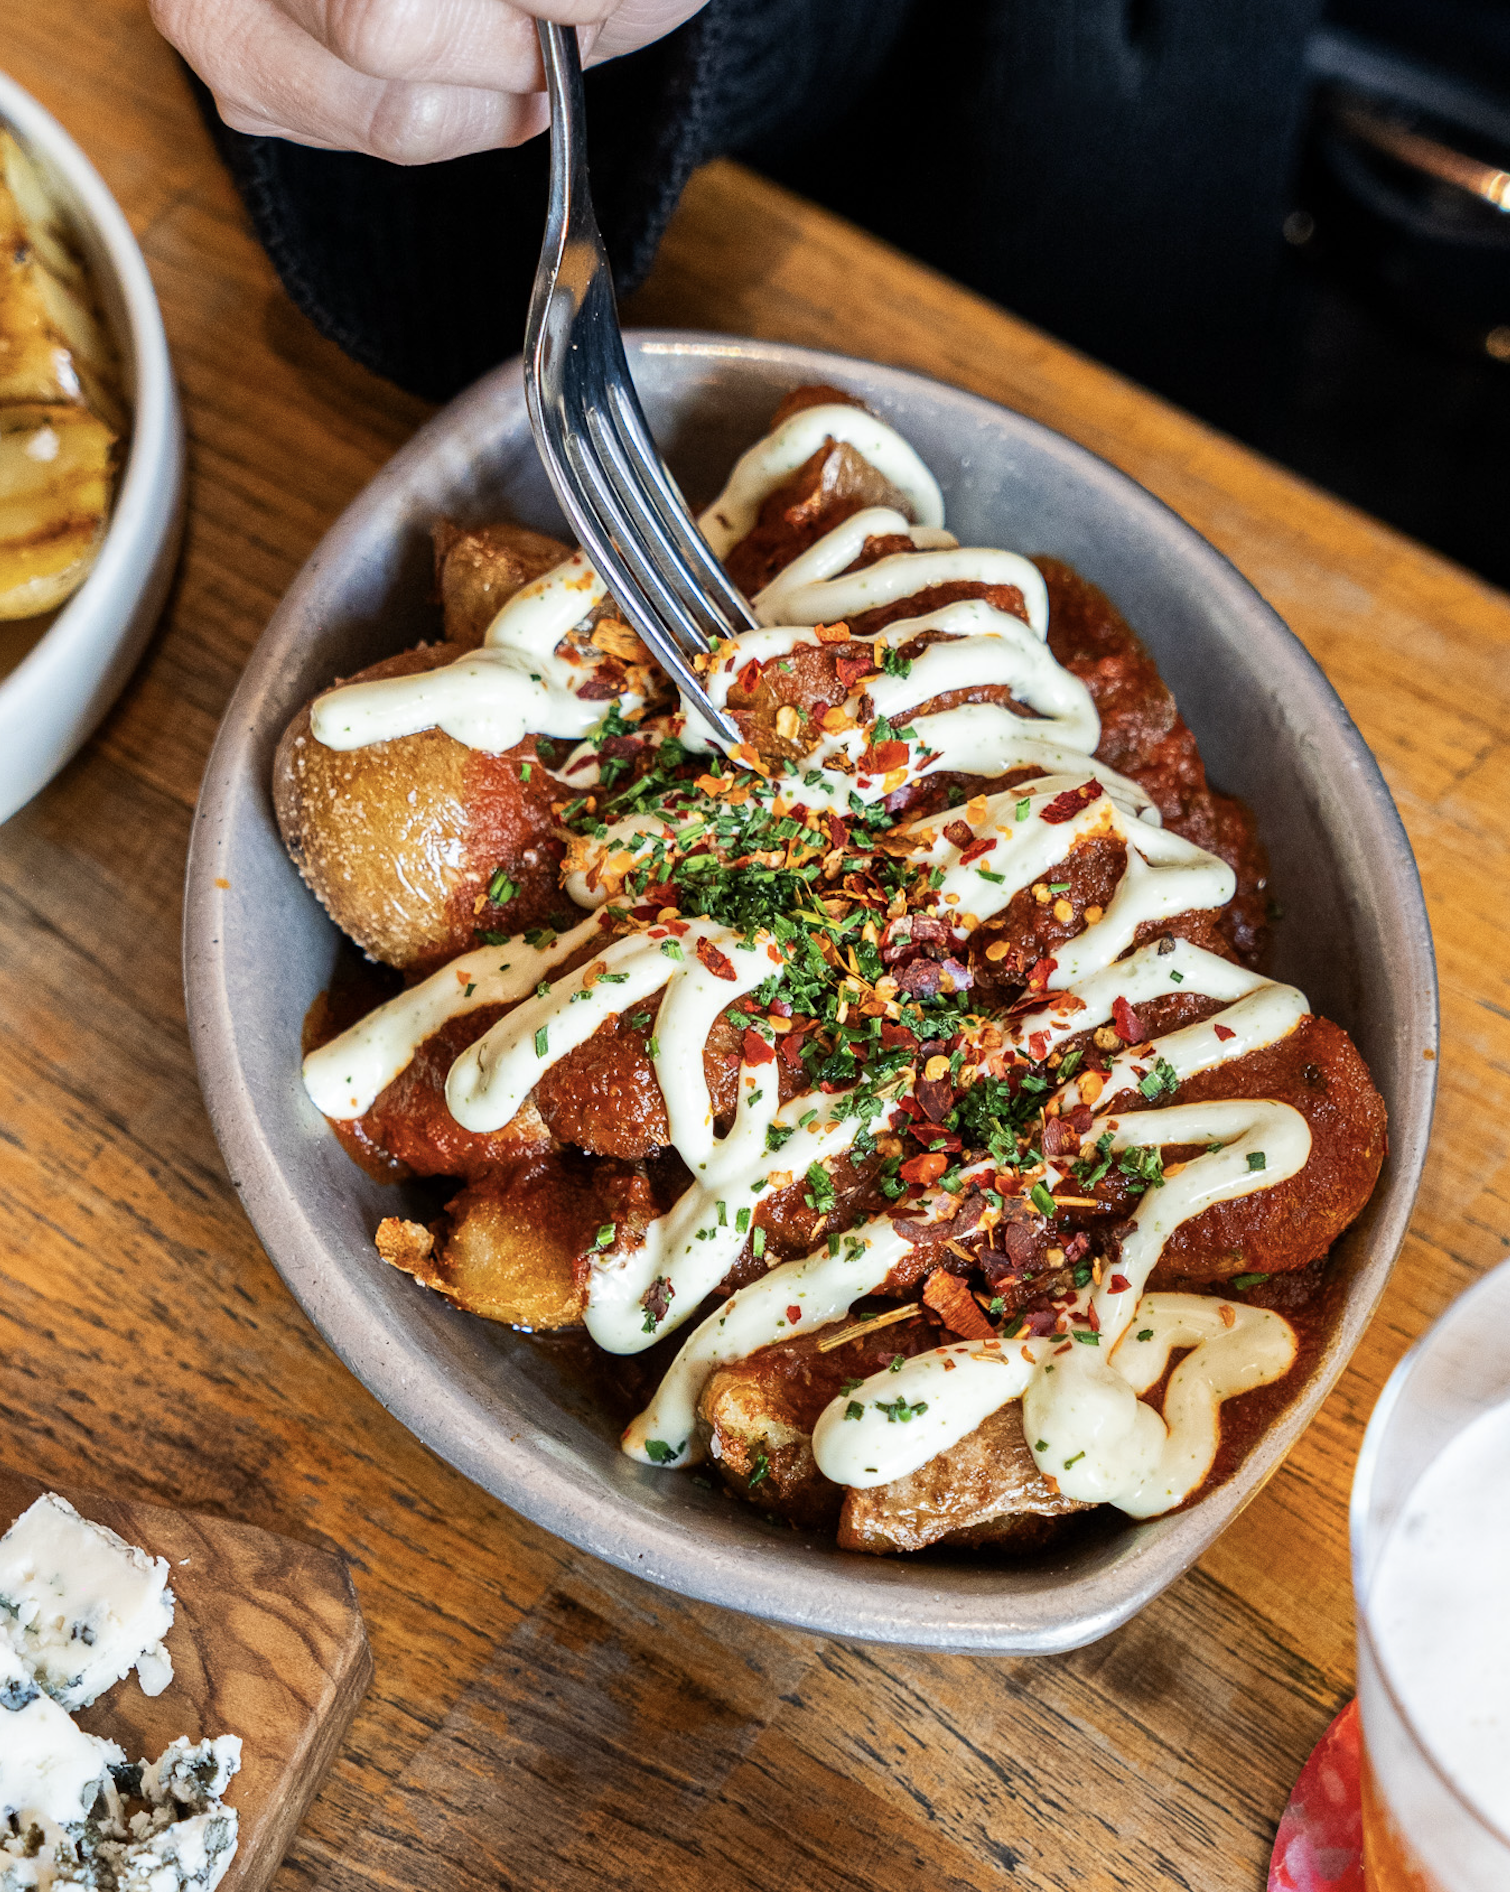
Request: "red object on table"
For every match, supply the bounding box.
[1269,1698,1366,1892]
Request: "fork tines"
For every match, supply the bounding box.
[526,24,753,751]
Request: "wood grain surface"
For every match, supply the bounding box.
[2,3,1507,1887]
[0,1472,370,1891]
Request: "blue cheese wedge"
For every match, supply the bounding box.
[0,1496,173,1709]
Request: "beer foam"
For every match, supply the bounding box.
[1369,1397,1510,1836]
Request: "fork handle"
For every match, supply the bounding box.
[536,24,592,259]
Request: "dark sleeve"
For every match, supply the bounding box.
[198,0,912,401]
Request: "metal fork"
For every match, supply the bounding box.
[524,22,754,750]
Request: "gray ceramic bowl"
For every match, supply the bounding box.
[185,334,1436,1654]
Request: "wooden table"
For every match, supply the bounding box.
[4,4,1507,1885]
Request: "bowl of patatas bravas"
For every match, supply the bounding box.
[187,335,1435,1654]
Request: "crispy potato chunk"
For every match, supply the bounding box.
[698,1316,939,1529]
[700,1325,1091,1552]
[348,1018,557,1181]
[838,1402,1090,1555]
[722,440,916,597]
[377,1156,594,1330]
[432,519,570,650]
[273,642,568,970]
[1142,1015,1387,1286]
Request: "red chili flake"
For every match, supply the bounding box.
[835,653,873,691]
[786,1305,802,1325]
[944,820,974,851]
[959,836,996,865]
[630,903,660,921]
[813,621,851,644]
[736,995,758,1014]
[899,1151,949,1186]
[780,1033,807,1069]
[1109,1274,1131,1293]
[1041,779,1104,824]
[742,1028,775,1066]
[869,739,908,772]
[825,813,850,852]
[1042,1115,1081,1158]
[1085,1302,1102,1332]
[736,658,762,694]
[1028,1030,1050,1062]
[665,918,689,936]
[696,937,737,981]
[576,676,623,700]
[1027,956,1058,990]
[1112,995,1147,1043]
[922,1270,997,1340]
[880,1021,919,1051]
[1214,1022,1236,1041]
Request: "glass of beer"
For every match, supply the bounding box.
[1351,1258,1510,1890]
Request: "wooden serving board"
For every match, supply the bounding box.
[0,1470,372,1892]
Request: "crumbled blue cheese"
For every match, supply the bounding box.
[0,1634,122,1860]
[136,1738,241,1814]
[70,1738,241,1892]
[0,1724,241,1892]
[0,1497,240,1892]
[0,1497,174,1709]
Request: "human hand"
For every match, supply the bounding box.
[151,0,711,164]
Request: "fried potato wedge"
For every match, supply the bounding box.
[838,1401,1090,1555]
[699,1324,1091,1551]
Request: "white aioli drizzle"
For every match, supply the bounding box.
[623,1216,907,1464]
[677,498,1093,802]
[696,405,946,556]
[586,1086,871,1356]
[303,913,605,1120]
[308,552,619,755]
[896,775,1232,952]
[1106,1293,1298,1516]
[297,399,1322,1522]
[428,912,889,1355]
[750,507,957,622]
[762,543,1050,639]
[446,918,769,1138]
